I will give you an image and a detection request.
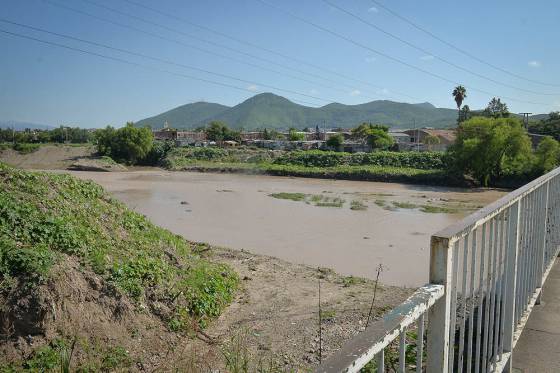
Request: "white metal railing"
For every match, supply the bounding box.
[317,166,560,372]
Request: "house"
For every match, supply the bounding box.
[175,131,207,146]
[240,132,264,141]
[389,132,412,147]
[403,129,457,151]
[153,128,176,141]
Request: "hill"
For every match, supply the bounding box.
[135,102,230,129]
[135,93,460,130]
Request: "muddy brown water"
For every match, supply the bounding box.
[65,170,505,287]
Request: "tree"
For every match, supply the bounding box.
[351,123,389,140]
[447,117,533,186]
[549,111,560,121]
[263,128,271,140]
[534,136,560,174]
[424,134,441,151]
[528,112,560,141]
[288,128,305,141]
[326,133,344,150]
[351,123,393,150]
[94,123,154,164]
[483,98,510,118]
[205,121,228,142]
[452,85,467,123]
[459,105,471,123]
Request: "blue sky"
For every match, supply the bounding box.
[1,0,559,128]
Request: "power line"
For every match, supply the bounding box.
[368,0,560,88]
[1,16,350,98]
[322,0,558,96]
[0,28,322,107]
[254,0,551,107]
[0,20,338,103]
[107,0,422,101]
[43,0,419,103]
[43,0,350,93]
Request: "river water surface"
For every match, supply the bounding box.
[68,170,505,287]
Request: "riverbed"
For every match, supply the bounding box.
[67,170,505,287]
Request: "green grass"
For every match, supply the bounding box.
[0,163,238,331]
[320,309,336,320]
[268,192,306,201]
[419,205,459,214]
[392,201,418,209]
[374,199,387,207]
[4,337,133,372]
[315,197,344,208]
[268,192,347,208]
[350,200,368,211]
[12,143,41,154]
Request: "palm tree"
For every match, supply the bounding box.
[452,85,467,123]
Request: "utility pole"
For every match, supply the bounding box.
[519,112,532,130]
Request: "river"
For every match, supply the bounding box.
[67,170,505,287]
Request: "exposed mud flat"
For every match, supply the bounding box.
[0,145,94,169]
[65,170,505,287]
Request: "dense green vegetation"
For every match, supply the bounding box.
[529,111,560,141]
[0,163,237,329]
[203,120,241,142]
[163,146,449,184]
[350,123,394,150]
[135,92,458,130]
[0,126,92,144]
[273,150,445,169]
[94,123,154,164]
[447,116,559,186]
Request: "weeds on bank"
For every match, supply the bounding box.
[1,337,132,372]
[0,163,238,332]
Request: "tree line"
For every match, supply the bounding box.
[0,126,92,144]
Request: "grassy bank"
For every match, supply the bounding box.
[0,163,237,370]
[163,147,452,185]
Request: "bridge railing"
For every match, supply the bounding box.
[317,166,560,372]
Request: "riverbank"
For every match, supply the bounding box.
[0,164,414,371]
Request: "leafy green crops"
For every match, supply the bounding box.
[0,163,237,328]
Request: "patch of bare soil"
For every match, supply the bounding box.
[0,145,94,170]
[159,246,413,371]
[68,157,128,172]
[0,247,412,371]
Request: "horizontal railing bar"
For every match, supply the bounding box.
[433,167,560,242]
[315,284,444,373]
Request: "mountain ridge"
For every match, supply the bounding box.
[133,93,548,130]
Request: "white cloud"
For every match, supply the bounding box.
[378,88,390,95]
[420,55,435,61]
[368,6,378,13]
[247,84,258,91]
[528,60,541,68]
[309,89,319,95]
[350,89,361,96]
[365,56,376,63]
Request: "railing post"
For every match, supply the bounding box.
[536,182,550,305]
[427,236,453,373]
[502,200,521,372]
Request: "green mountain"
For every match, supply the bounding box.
[135,93,465,130]
[135,102,230,129]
